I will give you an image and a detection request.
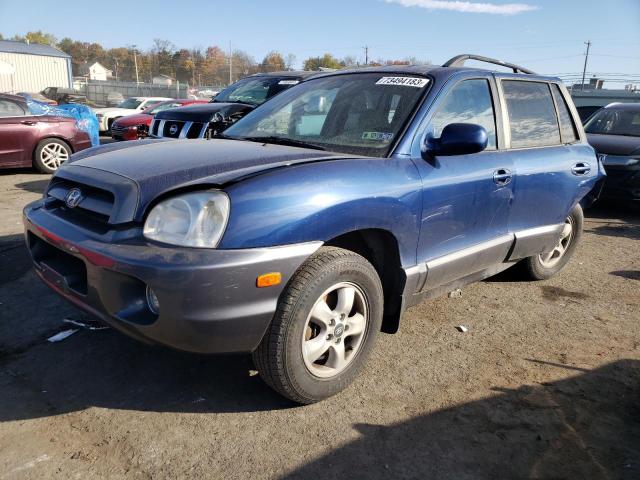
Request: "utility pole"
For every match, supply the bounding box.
[229,41,233,85]
[363,45,369,66]
[581,40,591,91]
[131,45,140,84]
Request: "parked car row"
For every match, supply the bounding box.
[111,99,208,141]
[23,55,606,404]
[2,67,638,207]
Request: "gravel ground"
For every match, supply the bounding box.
[0,159,638,479]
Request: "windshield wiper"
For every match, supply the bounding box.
[211,99,257,106]
[240,136,326,151]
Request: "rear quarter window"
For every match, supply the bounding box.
[502,80,561,148]
[551,84,579,143]
[0,99,26,117]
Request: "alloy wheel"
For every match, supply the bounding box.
[539,216,574,268]
[302,282,368,378]
[40,142,69,170]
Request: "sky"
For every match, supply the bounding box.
[1,0,639,87]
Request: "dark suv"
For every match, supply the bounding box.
[150,71,316,139]
[24,55,603,404]
[584,103,640,204]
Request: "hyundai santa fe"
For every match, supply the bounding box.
[24,54,604,404]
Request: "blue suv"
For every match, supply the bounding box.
[24,55,604,404]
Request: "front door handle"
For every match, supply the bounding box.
[571,162,591,175]
[20,120,36,126]
[493,168,512,186]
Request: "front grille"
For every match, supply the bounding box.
[47,178,115,223]
[110,124,126,135]
[151,119,206,139]
[29,232,88,295]
[162,120,186,138]
[150,119,160,136]
[187,122,206,138]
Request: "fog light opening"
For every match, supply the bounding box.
[146,286,160,315]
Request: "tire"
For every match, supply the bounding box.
[33,138,72,174]
[253,246,384,404]
[521,204,584,280]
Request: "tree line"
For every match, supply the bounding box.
[1,31,430,87]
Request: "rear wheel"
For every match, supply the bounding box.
[521,204,583,280]
[252,247,383,404]
[33,138,71,174]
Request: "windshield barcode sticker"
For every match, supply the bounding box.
[278,80,300,85]
[376,77,429,88]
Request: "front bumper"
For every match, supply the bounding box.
[24,201,321,353]
[111,128,139,141]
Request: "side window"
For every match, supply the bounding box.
[430,79,497,150]
[502,81,561,148]
[551,84,579,143]
[0,99,26,117]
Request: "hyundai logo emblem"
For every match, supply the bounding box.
[169,124,179,135]
[65,188,83,208]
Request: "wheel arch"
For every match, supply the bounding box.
[32,136,75,165]
[325,228,406,334]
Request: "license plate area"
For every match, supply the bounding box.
[28,232,88,295]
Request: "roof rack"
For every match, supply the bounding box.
[443,54,535,75]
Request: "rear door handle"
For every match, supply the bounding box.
[20,120,36,126]
[571,162,591,175]
[493,168,512,186]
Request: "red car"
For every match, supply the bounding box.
[111,99,208,141]
[0,93,91,174]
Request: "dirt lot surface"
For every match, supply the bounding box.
[1,163,639,479]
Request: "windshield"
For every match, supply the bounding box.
[224,73,430,157]
[146,101,185,114]
[584,108,640,137]
[118,98,143,109]
[213,76,301,106]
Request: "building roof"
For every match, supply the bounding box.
[0,39,70,58]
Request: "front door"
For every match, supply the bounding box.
[411,77,514,290]
[0,98,32,167]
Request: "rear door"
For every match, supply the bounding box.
[496,77,598,259]
[411,75,515,290]
[0,98,33,167]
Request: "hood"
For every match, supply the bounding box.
[112,112,153,127]
[154,102,254,123]
[586,133,640,157]
[60,139,344,223]
[94,107,138,116]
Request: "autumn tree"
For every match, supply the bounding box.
[13,30,57,46]
[303,53,343,71]
[260,51,285,72]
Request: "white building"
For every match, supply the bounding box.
[0,40,72,93]
[79,61,113,81]
[152,74,174,86]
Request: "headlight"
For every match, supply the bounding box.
[143,191,230,248]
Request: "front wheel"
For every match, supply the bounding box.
[252,247,383,404]
[33,138,71,173]
[521,204,584,280]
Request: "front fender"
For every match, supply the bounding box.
[219,157,423,267]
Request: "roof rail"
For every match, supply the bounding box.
[443,54,536,75]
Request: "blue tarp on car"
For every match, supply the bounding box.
[26,100,100,147]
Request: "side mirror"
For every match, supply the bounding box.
[422,123,488,158]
